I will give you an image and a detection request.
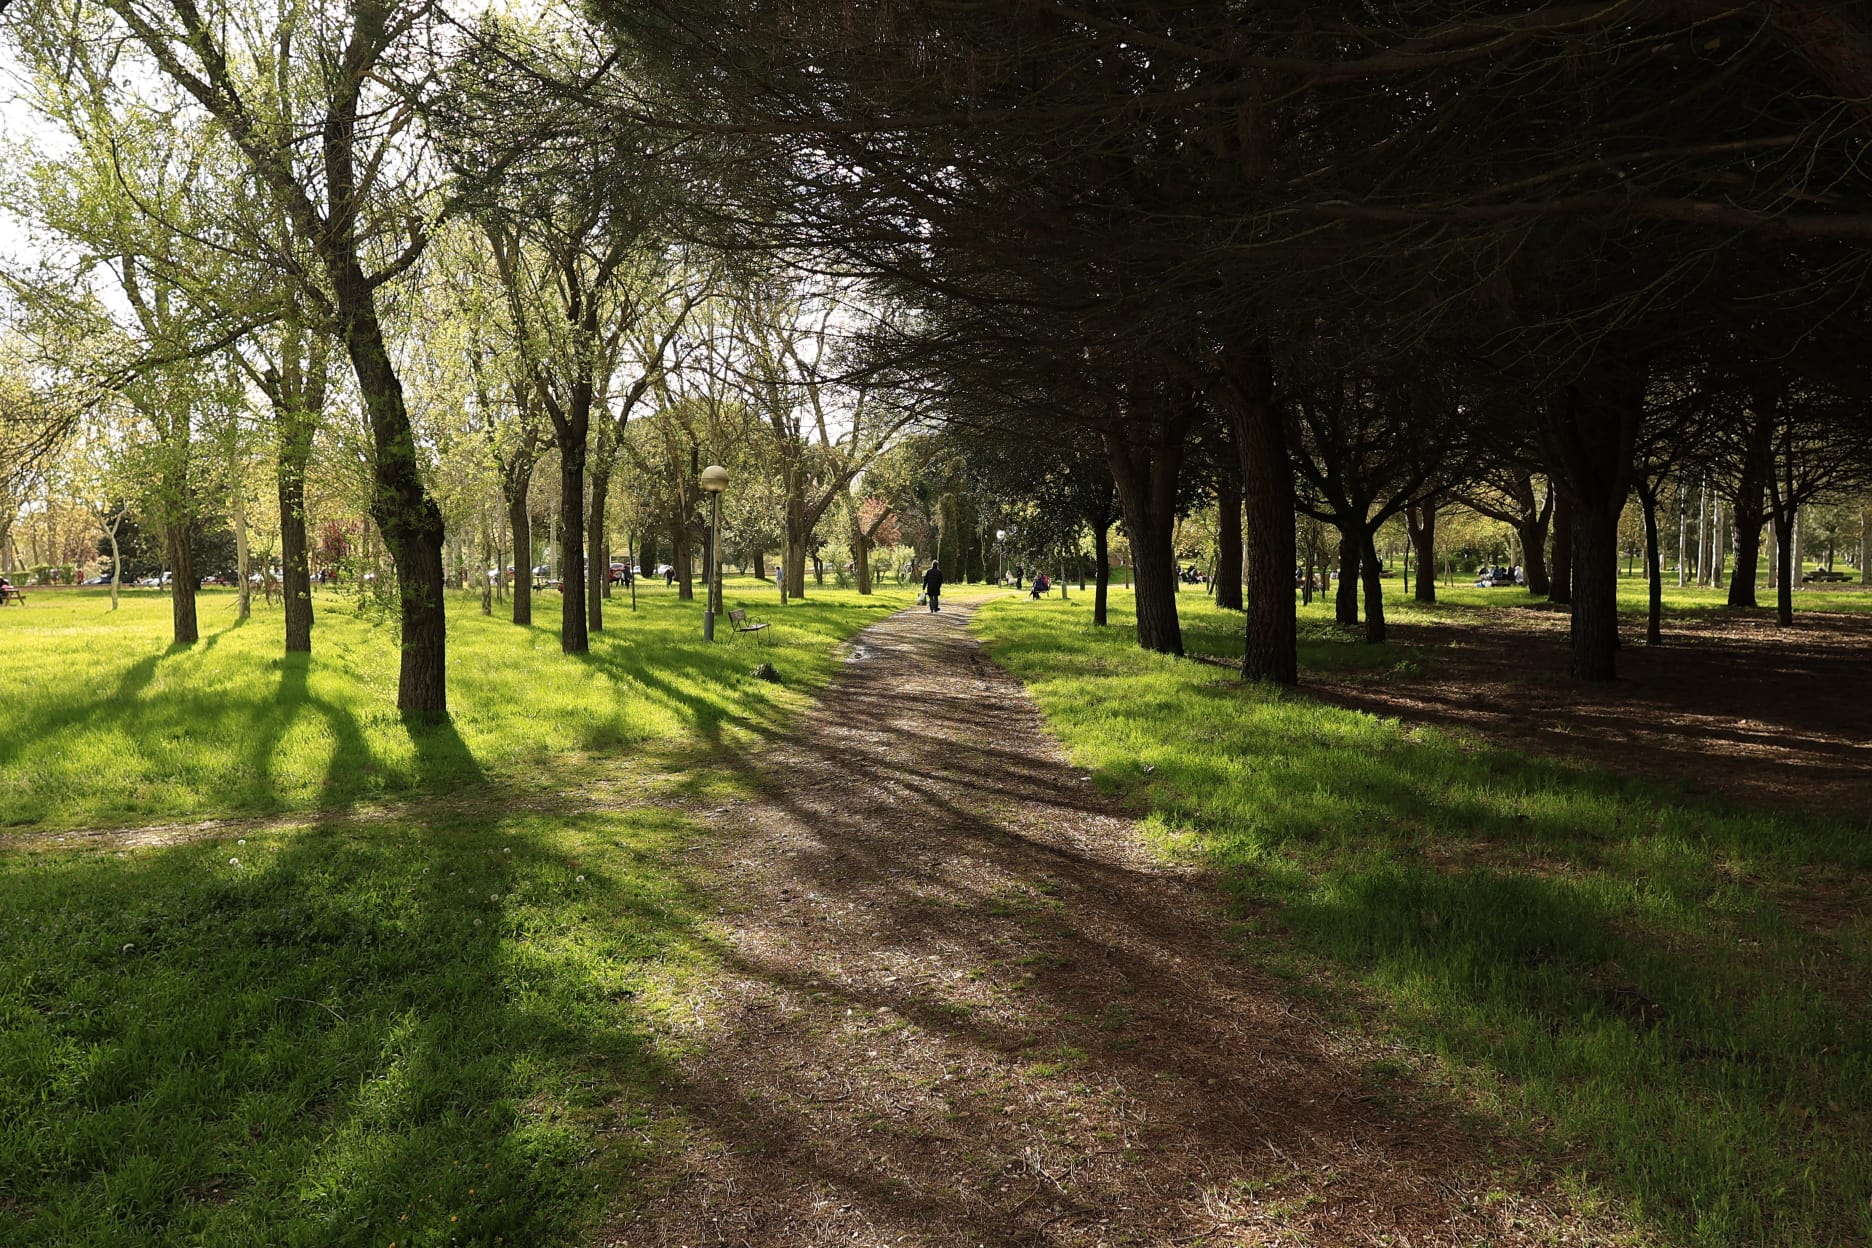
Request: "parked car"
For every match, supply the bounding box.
[201,573,234,586]
[608,562,633,585]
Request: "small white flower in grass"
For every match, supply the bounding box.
[237,839,246,845]
[502,848,510,854]
[121,943,134,953]
[229,857,241,867]
[473,918,482,926]
[575,875,585,883]
[491,894,500,902]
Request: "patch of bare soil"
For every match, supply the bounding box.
[1308,604,1872,818]
[608,596,1619,1247]
[1,760,682,855]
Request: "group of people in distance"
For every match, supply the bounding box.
[916,560,1059,613]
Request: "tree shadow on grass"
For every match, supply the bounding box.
[1063,669,1872,1243]
[0,799,708,1246]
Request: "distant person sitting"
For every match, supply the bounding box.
[1029,572,1050,600]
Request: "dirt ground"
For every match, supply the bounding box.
[1306,603,1872,817]
[608,596,1619,1248]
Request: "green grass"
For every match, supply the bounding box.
[976,586,1872,1248]
[0,578,906,1246]
[0,578,908,831]
[1,806,704,1247]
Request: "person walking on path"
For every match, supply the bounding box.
[921,559,944,613]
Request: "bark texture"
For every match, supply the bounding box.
[1548,493,1574,606]
[1334,528,1360,625]
[1102,393,1191,656]
[165,521,199,647]
[1535,370,1641,682]
[1228,346,1297,685]
[1406,503,1437,604]
[1214,472,1243,611]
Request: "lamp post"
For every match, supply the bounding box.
[700,464,729,640]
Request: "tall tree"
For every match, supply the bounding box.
[69,0,462,715]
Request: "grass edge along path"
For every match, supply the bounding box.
[0,586,910,1248]
[973,590,1872,1248]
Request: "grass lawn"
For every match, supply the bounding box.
[976,584,1872,1248]
[0,579,907,1247]
[0,578,901,831]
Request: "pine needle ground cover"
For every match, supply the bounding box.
[0,581,905,1247]
[976,586,1872,1248]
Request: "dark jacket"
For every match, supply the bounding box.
[922,563,945,595]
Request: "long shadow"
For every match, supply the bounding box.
[1298,605,1872,815]
[968,606,1872,1246]
[0,787,709,1244]
[608,605,1627,1246]
[402,709,485,790]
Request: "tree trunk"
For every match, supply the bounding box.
[753,547,766,582]
[1092,520,1111,627]
[1775,511,1796,625]
[1549,493,1574,605]
[852,518,874,595]
[1698,480,1711,586]
[106,518,123,611]
[783,488,810,598]
[1230,347,1297,685]
[673,517,695,601]
[277,408,315,654]
[233,483,251,621]
[1359,527,1386,643]
[587,467,611,633]
[507,489,532,627]
[1107,459,1183,655]
[1516,515,1552,597]
[1571,495,1622,679]
[166,521,199,647]
[1215,471,1243,611]
[1334,527,1360,625]
[1406,503,1437,604]
[1791,510,1801,593]
[1862,503,1869,585]
[1102,416,1187,656]
[1677,486,1688,587]
[1638,478,1663,644]
[1729,491,1766,607]
[332,259,448,716]
[557,437,588,653]
[1535,370,1640,682]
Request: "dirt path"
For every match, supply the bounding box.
[611,597,1604,1247]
